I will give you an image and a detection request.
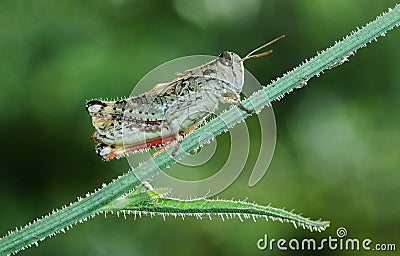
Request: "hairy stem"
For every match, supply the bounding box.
[102,194,330,232]
[1,5,399,256]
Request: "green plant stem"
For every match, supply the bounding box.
[1,5,399,256]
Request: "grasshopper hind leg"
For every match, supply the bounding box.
[151,121,203,157]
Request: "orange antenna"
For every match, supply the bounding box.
[242,35,285,62]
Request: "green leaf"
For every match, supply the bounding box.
[102,191,330,232]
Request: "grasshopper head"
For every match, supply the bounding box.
[214,35,285,94]
[216,51,245,93]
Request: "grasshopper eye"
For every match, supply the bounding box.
[218,51,233,66]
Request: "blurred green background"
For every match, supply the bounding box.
[0,0,399,255]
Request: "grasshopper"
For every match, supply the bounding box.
[86,36,284,160]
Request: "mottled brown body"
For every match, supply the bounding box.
[86,51,247,159]
[86,36,284,159]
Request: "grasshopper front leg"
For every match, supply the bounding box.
[220,92,258,114]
